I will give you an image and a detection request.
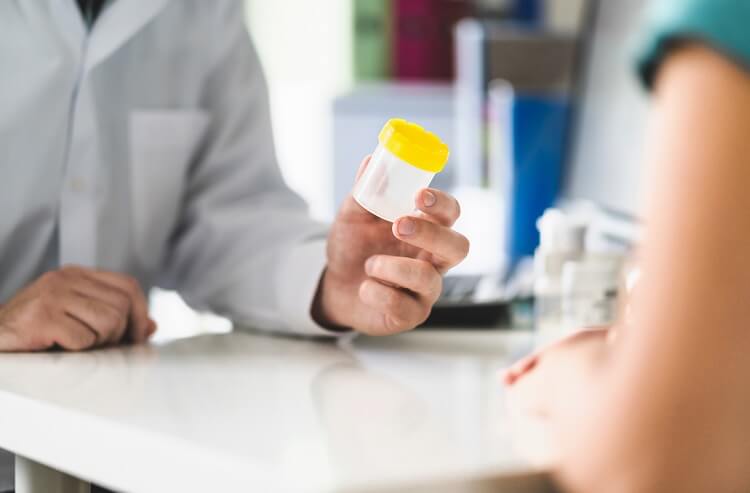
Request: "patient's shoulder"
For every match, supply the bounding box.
[636,0,750,89]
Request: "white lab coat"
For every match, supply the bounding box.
[0,0,333,336]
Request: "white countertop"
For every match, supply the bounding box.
[0,328,536,492]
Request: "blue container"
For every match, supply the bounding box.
[514,0,543,25]
[505,94,571,266]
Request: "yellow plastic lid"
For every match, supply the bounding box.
[378,118,450,173]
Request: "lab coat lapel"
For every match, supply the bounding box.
[23,0,87,57]
[49,0,86,52]
[85,0,172,71]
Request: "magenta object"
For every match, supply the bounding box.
[392,0,472,81]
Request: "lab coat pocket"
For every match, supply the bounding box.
[129,109,210,271]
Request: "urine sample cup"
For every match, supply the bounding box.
[353,118,449,222]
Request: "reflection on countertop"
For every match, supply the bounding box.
[0,328,535,491]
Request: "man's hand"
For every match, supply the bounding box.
[313,156,470,335]
[0,266,156,352]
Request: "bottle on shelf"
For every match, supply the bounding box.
[533,208,586,342]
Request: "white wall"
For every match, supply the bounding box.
[245,0,353,220]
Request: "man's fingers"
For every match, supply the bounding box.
[365,255,442,301]
[392,216,470,272]
[358,279,430,335]
[62,292,128,346]
[69,274,131,314]
[354,155,372,183]
[414,188,461,227]
[0,329,23,353]
[68,276,132,344]
[51,316,98,351]
[84,270,151,343]
[59,266,152,344]
[340,156,380,218]
[146,319,157,338]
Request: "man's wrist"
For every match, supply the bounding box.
[310,269,353,333]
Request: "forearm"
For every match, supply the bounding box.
[556,45,750,492]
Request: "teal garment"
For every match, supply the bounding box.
[637,0,750,88]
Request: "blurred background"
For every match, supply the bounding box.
[244,0,586,221]
[155,0,651,343]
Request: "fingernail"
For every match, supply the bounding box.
[397,218,416,236]
[365,256,376,273]
[422,190,436,207]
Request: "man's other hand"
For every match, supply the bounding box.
[0,266,156,352]
[314,156,470,335]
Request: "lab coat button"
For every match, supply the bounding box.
[70,177,86,193]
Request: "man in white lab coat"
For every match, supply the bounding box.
[0,0,469,489]
[0,0,470,346]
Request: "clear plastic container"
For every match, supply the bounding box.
[353,118,449,222]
